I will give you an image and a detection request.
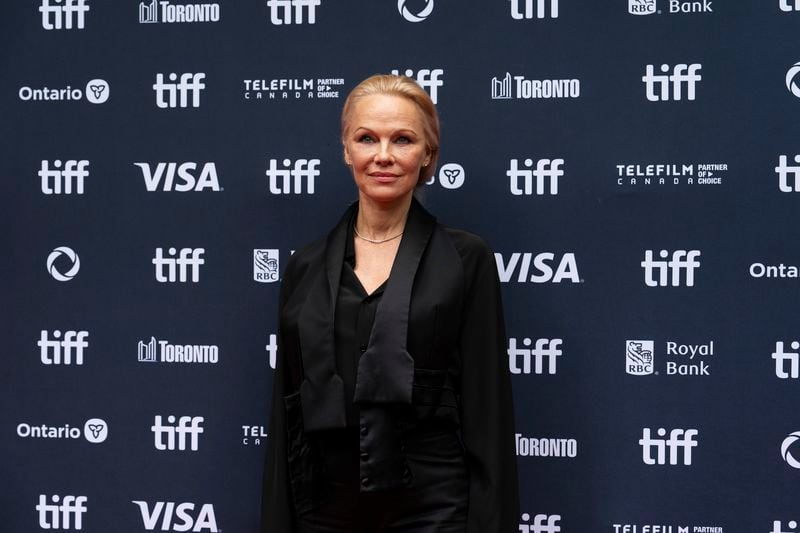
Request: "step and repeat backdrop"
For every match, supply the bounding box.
[1,0,799,532]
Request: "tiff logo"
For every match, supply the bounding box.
[510,0,559,19]
[38,330,89,365]
[266,158,320,194]
[780,0,800,11]
[508,338,562,375]
[391,69,443,104]
[40,160,89,195]
[642,63,702,101]
[153,248,205,283]
[153,73,206,108]
[152,415,204,451]
[773,341,800,379]
[776,155,800,192]
[641,250,701,287]
[40,0,90,30]
[268,0,321,25]
[640,427,698,465]
[519,513,561,533]
[37,495,88,530]
[508,158,565,195]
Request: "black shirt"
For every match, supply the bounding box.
[321,216,388,482]
[335,215,389,426]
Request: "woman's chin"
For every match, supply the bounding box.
[359,187,414,205]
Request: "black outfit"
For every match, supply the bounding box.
[262,198,519,532]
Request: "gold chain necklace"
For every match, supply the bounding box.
[354,226,403,244]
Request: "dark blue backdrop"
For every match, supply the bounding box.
[2,1,800,532]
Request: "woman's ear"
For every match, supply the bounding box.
[343,142,352,166]
[423,145,434,167]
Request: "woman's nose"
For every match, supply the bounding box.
[374,142,393,164]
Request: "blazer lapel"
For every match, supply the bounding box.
[297,203,355,431]
[353,197,436,404]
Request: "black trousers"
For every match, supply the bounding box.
[297,428,469,532]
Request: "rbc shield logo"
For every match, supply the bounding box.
[626,340,654,375]
[629,0,656,15]
[254,249,279,283]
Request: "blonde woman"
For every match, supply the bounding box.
[261,74,519,532]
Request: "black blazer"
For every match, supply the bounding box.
[261,197,519,532]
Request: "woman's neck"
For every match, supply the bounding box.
[356,193,413,240]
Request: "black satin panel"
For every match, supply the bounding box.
[299,427,469,533]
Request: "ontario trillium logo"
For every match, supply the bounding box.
[83,418,108,443]
[85,79,109,103]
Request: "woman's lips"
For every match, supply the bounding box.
[369,172,400,183]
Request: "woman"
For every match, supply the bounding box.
[261,74,519,532]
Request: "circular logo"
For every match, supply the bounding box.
[85,79,110,104]
[786,63,800,98]
[781,431,800,468]
[398,0,434,22]
[47,246,80,281]
[438,163,465,189]
[84,418,108,443]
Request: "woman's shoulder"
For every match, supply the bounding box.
[438,224,496,273]
[281,236,325,286]
[285,201,357,278]
[440,224,494,259]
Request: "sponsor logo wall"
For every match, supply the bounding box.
[1,2,796,531]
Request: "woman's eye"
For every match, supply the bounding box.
[395,136,411,144]
[358,135,374,143]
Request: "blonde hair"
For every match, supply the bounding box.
[341,74,440,185]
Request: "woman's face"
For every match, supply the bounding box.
[343,94,431,206]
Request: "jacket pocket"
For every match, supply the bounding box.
[410,368,461,427]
